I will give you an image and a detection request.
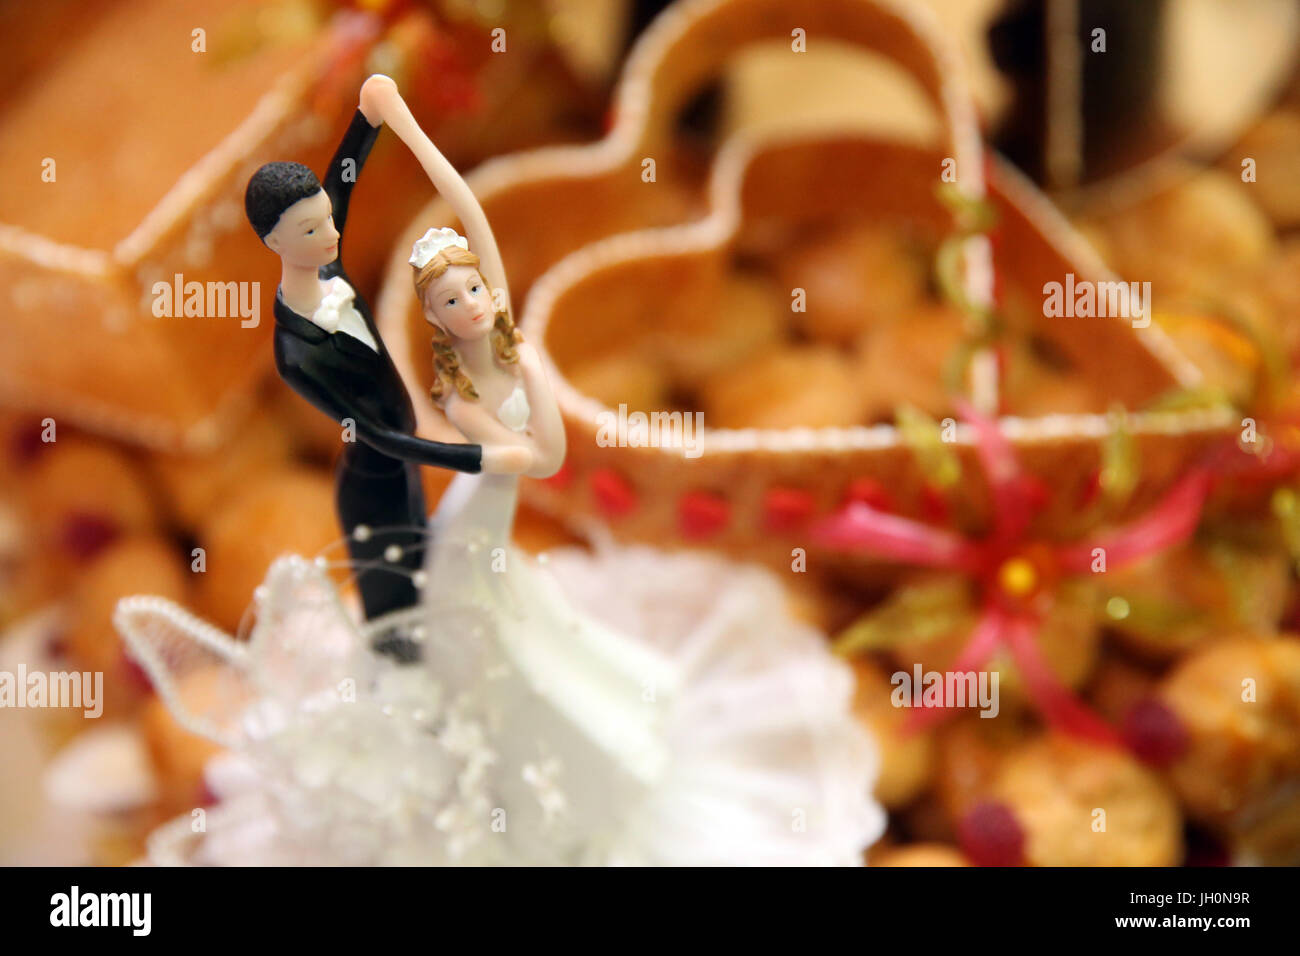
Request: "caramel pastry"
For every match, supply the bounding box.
[565,353,673,414]
[997,327,1106,417]
[780,572,858,634]
[147,411,294,533]
[66,536,189,718]
[1100,540,1290,661]
[932,711,1034,822]
[850,657,935,809]
[1153,309,1267,410]
[1077,166,1276,302]
[1000,367,1104,418]
[700,345,868,429]
[139,668,228,813]
[1256,238,1300,361]
[1085,654,1160,726]
[17,435,161,601]
[195,467,340,631]
[870,843,969,867]
[987,734,1183,867]
[0,1,372,452]
[375,0,1232,572]
[854,304,967,421]
[1160,635,1300,863]
[1222,110,1300,230]
[657,273,788,382]
[774,224,929,347]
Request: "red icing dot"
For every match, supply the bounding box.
[590,469,637,518]
[679,491,729,540]
[845,478,895,512]
[1122,698,1188,767]
[543,462,575,491]
[762,487,814,532]
[958,800,1025,867]
[59,512,121,562]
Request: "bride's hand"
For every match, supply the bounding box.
[359,74,398,126]
[481,443,533,475]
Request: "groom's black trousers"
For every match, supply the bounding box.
[335,439,428,620]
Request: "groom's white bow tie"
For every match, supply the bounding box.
[311,276,378,351]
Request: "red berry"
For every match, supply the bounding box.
[958,800,1025,867]
[60,511,121,562]
[1122,698,1188,767]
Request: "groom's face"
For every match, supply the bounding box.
[264,189,340,269]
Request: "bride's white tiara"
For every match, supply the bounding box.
[410,227,469,269]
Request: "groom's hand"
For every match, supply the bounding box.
[481,444,533,475]
[359,74,398,126]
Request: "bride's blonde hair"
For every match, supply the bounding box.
[412,244,521,403]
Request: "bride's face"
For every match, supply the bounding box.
[424,265,492,341]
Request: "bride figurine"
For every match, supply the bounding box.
[113,77,882,866]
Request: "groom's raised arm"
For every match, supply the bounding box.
[321,108,381,252]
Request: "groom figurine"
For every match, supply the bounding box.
[244,80,521,641]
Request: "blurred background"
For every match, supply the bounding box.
[3,0,1300,866]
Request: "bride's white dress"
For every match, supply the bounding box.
[114,386,883,865]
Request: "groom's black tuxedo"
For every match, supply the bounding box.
[273,109,481,621]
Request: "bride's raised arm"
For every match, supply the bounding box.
[362,74,511,317]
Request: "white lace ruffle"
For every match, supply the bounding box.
[115,533,883,865]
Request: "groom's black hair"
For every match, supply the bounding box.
[245,162,324,240]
